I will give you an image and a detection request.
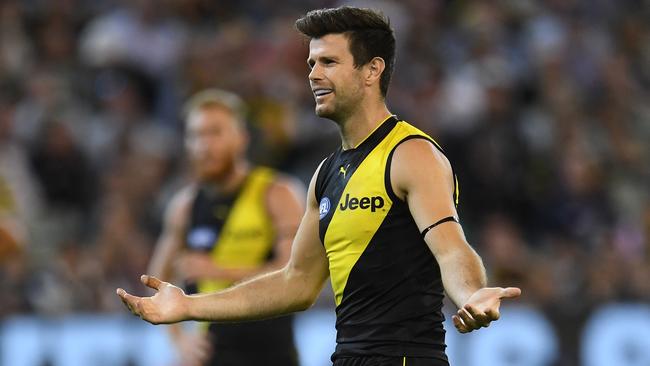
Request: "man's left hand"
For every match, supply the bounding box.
[452,287,521,333]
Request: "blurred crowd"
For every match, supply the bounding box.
[0,0,648,337]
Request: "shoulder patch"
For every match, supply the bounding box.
[319,197,331,220]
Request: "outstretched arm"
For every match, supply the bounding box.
[117,166,330,324]
[390,138,521,333]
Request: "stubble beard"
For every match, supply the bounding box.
[195,154,236,184]
[315,91,362,126]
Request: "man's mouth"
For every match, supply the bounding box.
[313,88,333,97]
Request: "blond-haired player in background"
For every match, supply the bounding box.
[148,89,303,366]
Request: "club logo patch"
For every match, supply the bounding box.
[187,227,218,250]
[319,197,331,220]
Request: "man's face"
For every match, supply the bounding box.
[308,33,365,121]
[185,105,247,182]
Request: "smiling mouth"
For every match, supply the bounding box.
[313,89,333,97]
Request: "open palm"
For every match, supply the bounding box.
[116,275,189,325]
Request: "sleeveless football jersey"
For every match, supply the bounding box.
[315,115,457,363]
[185,167,297,364]
[186,167,276,293]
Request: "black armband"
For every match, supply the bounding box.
[420,216,459,238]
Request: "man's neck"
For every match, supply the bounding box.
[338,101,392,150]
[204,161,250,196]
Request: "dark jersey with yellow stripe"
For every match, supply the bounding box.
[316,116,456,363]
[185,167,298,365]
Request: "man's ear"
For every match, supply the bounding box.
[365,57,386,87]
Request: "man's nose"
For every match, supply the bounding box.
[309,64,322,82]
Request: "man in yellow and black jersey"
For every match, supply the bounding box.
[119,7,521,366]
[147,89,304,366]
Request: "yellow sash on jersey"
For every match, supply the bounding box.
[324,120,456,306]
[197,167,276,293]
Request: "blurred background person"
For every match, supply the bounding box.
[147,89,304,366]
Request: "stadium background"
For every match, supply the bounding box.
[0,0,649,365]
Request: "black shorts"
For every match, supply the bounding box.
[333,356,449,366]
[203,317,298,366]
[205,349,299,366]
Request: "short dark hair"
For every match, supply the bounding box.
[295,6,396,97]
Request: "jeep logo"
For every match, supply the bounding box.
[339,193,384,212]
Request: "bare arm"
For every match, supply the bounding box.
[148,187,195,281]
[391,139,485,307]
[391,138,520,332]
[117,165,330,324]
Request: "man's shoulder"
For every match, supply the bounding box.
[390,119,446,153]
[260,167,305,209]
[267,173,303,196]
[392,119,431,140]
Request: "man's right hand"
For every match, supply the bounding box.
[117,275,190,324]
